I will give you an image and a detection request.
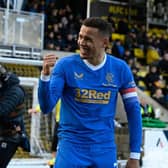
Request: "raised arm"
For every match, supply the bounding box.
[38,54,61,114]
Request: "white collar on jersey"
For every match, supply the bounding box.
[83,53,107,71]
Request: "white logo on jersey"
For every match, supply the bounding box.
[74,72,84,79]
[102,73,117,87]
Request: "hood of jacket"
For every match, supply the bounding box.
[0,72,20,90]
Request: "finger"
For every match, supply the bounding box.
[44,55,58,61]
[43,61,55,68]
[44,55,58,66]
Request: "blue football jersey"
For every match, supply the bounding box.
[38,54,142,153]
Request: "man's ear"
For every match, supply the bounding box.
[103,37,110,48]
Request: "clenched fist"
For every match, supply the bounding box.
[42,54,58,75]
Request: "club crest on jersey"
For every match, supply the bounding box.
[102,73,117,87]
[74,72,84,79]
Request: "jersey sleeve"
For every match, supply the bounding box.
[38,59,65,114]
[119,63,142,155]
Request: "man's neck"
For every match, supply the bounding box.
[87,53,106,66]
[83,54,107,71]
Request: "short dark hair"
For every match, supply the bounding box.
[82,17,112,37]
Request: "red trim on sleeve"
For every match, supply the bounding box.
[121,88,136,94]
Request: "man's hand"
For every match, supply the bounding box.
[126,158,140,168]
[42,54,58,75]
[28,108,39,114]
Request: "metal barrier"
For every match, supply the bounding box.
[8,158,49,168]
[0,8,44,60]
[0,7,44,49]
[0,44,42,60]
